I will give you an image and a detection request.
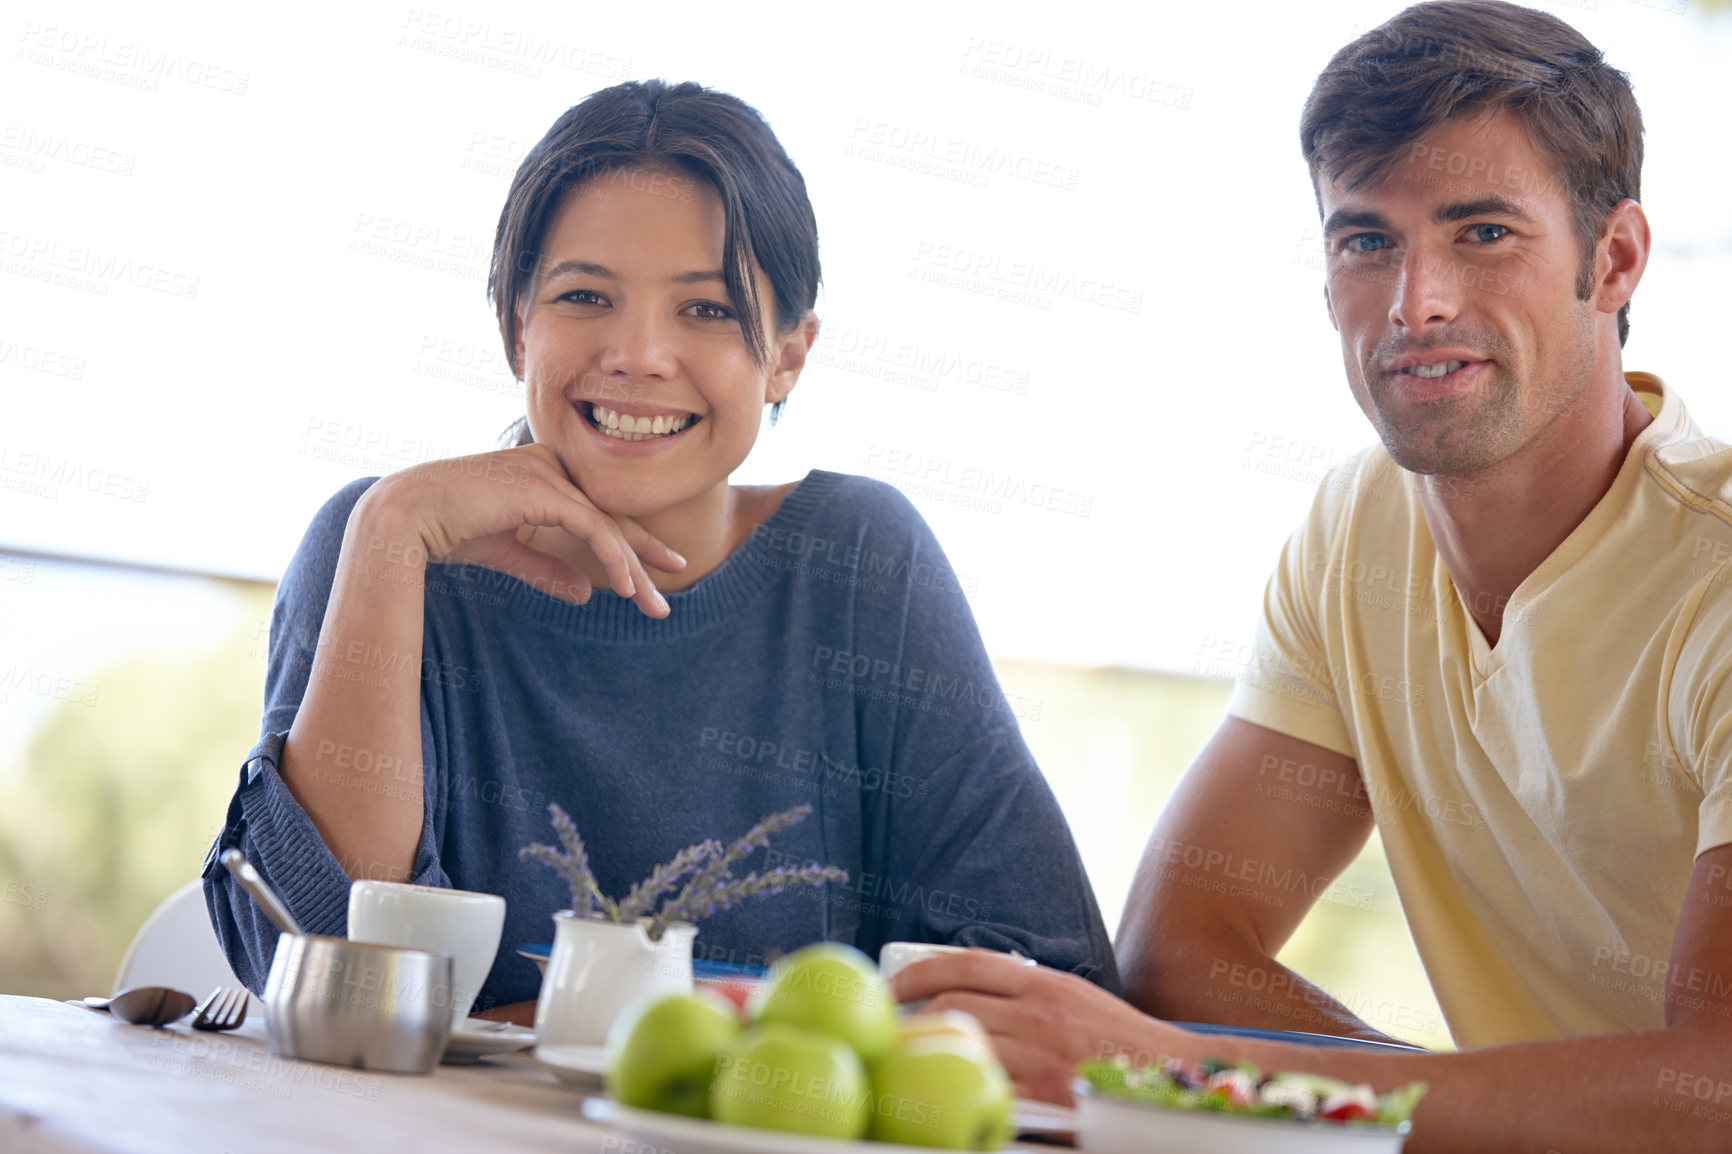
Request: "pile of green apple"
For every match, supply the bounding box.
[606,943,1015,1150]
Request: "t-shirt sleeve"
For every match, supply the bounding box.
[838,481,1120,991]
[200,479,450,993]
[1668,573,1732,857]
[1223,485,1356,760]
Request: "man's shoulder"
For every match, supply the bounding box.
[1646,434,1732,520]
[1627,373,1732,523]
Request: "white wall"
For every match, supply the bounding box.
[3,0,1728,676]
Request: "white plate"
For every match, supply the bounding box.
[544,1049,1068,1137]
[581,1098,1043,1154]
[1011,1097,1076,1133]
[536,1043,610,1087]
[441,1018,536,1064]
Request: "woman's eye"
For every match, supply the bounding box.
[1467,224,1509,243]
[559,288,607,306]
[686,301,736,321]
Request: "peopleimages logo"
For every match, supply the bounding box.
[0,445,149,504]
[15,22,251,94]
[864,445,1094,519]
[911,241,1142,314]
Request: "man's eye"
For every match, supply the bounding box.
[559,289,606,305]
[686,301,736,321]
[1468,224,1509,243]
[1343,233,1389,253]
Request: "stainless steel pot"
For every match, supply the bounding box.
[221,849,454,1074]
[263,932,454,1074]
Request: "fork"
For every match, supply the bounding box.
[190,986,249,1032]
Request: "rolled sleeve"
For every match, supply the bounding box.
[201,731,449,993]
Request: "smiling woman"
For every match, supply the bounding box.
[200,79,1118,1016]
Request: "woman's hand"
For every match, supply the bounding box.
[890,950,1193,1106]
[364,442,685,619]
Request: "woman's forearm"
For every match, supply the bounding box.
[279,479,432,883]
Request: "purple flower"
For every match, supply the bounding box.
[519,802,848,940]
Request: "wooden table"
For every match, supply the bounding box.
[0,995,623,1153]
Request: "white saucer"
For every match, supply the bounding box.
[580,1098,1045,1154]
[535,1042,609,1087]
[441,1017,536,1064]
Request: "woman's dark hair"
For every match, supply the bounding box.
[1300,0,1642,345]
[490,79,821,443]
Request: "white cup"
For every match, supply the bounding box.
[347,881,506,1028]
[879,941,1037,986]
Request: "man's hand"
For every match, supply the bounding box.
[890,950,1190,1105]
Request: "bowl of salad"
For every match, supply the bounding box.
[1074,1056,1425,1154]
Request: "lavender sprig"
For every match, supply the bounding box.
[517,802,616,919]
[670,804,816,911]
[648,863,849,939]
[615,839,721,921]
[519,801,844,940]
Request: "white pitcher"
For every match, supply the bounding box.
[533,912,696,1049]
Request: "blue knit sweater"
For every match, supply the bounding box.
[203,470,1118,1011]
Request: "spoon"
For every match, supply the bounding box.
[69,986,197,1026]
[219,848,304,936]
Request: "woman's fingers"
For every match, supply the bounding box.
[623,546,671,619]
[615,516,688,574]
[397,444,676,619]
[535,501,670,618]
[496,539,594,606]
[514,447,675,616]
[444,531,596,604]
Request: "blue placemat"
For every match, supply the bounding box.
[693,960,768,981]
[1172,1021,1429,1052]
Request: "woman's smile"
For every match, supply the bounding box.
[580,400,701,444]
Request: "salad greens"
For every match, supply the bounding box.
[1079,1056,1426,1129]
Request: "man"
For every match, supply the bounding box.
[892,3,1732,1149]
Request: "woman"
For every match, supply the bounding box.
[203,80,1115,1015]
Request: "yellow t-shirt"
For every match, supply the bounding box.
[1226,373,1732,1047]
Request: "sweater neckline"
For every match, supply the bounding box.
[432,469,839,642]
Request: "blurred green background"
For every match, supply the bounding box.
[0,561,1449,1049]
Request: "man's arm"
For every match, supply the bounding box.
[893,845,1732,1153]
[1115,716,1403,1043]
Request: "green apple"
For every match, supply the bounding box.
[893,1010,993,1054]
[749,943,898,1064]
[869,1038,1015,1150]
[605,991,740,1118]
[709,1023,871,1139]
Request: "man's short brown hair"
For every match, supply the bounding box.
[1300,0,1643,345]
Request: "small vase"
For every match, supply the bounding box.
[532,912,696,1049]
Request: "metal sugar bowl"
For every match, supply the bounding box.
[223,850,455,1074]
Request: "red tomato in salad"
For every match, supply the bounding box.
[1321,1100,1375,1123]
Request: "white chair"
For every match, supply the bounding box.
[113,880,253,1013]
